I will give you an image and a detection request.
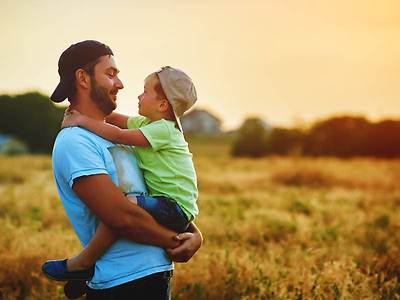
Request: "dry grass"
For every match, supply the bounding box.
[1,145,400,299]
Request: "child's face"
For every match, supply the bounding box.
[137,75,163,119]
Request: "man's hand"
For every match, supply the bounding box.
[166,224,203,262]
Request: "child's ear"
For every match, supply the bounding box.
[75,69,90,89]
[159,99,169,112]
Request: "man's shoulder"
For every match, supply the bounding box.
[52,127,113,182]
[55,127,111,146]
[56,127,95,141]
[53,127,112,157]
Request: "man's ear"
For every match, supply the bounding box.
[75,69,91,89]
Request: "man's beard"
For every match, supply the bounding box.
[90,77,117,115]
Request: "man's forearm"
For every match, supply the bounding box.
[73,175,180,249]
[114,200,180,248]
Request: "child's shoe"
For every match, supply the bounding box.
[41,259,94,281]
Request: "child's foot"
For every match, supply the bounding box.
[41,259,94,281]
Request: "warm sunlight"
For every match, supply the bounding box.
[1,0,399,129]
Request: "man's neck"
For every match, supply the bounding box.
[70,95,106,121]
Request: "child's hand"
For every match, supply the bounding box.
[61,109,83,129]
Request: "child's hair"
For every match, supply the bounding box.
[147,73,167,101]
[146,72,175,121]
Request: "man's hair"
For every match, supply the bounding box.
[68,56,103,102]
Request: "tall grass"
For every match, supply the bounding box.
[1,147,400,299]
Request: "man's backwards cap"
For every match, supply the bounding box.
[50,40,113,102]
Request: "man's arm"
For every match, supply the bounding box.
[105,112,129,129]
[72,174,179,249]
[63,111,150,147]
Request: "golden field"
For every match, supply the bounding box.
[0,139,400,299]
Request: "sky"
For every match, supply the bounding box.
[1,0,399,130]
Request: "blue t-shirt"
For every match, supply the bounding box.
[52,127,172,289]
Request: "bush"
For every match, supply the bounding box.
[0,92,65,153]
[231,117,270,157]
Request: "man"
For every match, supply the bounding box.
[48,40,202,299]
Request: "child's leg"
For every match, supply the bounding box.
[136,195,190,233]
[66,196,138,271]
[66,222,117,271]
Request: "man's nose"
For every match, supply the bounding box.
[115,77,124,89]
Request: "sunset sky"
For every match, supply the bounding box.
[1,0,399,129]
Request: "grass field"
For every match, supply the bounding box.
[0,138,400,299]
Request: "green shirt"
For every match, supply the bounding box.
[127,116,198,220]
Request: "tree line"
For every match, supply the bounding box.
[1,92,399,158]
[232,116,400,158]
[0,92,65,153]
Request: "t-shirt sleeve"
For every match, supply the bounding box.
[127,116,149,129]
[53,129,109,188]
[138,121,171,151]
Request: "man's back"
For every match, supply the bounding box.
[52,127,172,289]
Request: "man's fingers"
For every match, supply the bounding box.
[173,232,193,241]
[166,230,202,263]
[166,247,190,263]
[166,244,184,255]
[166,244,189,256]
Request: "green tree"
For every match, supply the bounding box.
[366,120,400,158]
[0,92,65,153]
[303,116,370,157]
[232,117,270,157]
[266,127,305,155]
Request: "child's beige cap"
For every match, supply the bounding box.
[157,66,197,132]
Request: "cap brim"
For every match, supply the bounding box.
[50,79,73,102]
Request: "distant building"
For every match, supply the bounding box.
[181,109,222,135]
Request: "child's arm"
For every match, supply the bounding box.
[105,112,129,129]
[62,110,150,147]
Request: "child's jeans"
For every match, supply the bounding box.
[134,195,190,233]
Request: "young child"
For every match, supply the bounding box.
[42,66,199,281]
